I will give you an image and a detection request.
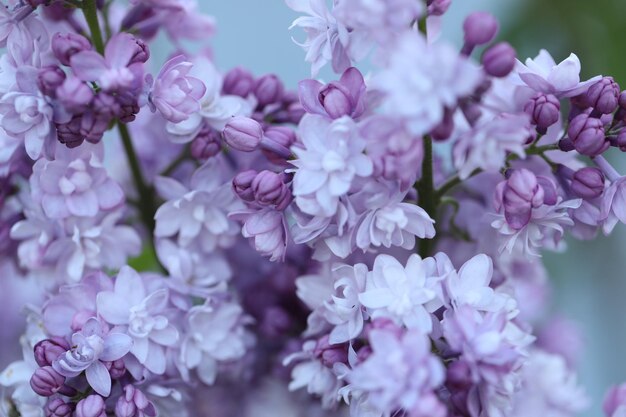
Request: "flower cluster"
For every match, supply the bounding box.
[1,0,626,416]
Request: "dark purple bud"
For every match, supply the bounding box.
[115,385,156,417]
[34,338,69,367]
[45,398,74,417]
[80,112,110,144]
[37,66,66,98]
[30,366,66,397]
[571,167,605,199]
[619,91,626,109]
[567,113,609,156]
[427,0,451,16]
[314,335,349,367]
[191,125,222,159]
[558,137,575,152]
[615,130,626,152]
[585,77,620,115]
[42,2,74,21]
[260,306,292,338]
[121,5,160,40]
[222,67,255,97]
[431,107,455,140]
[222,117,263,151]
[252,170,292,210]
[25,0,47,7]
[524,93,560,133]
[447,360,473,389]
[93,93,121,119]
[56,77,94,114]
[76,395,106,417]
[52,33,92,66]
[463,12,499,47]
[107,359,126,379]
[128,38,150,65]
[253,74,284,107]
[115,92,140,123]
[482,42,516,78]
[56,116,85,148]
[233,170,258,202]
[262,126,296,164]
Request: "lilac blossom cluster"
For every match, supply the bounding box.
[1,0,626,416]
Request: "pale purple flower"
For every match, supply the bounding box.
[154,159,244,251]
[0,4,48,65]
[346,328,445,416]
[96,266,179,375]
[230,207,289,262]
[286,0,351,76]
[453,113,531,180]
[166,56,252,143]
[53,318,132,396]
[358,254,443,332]
[115,385,157,417]
[30,143,124,219]
[0,67,56,160]
[353,181,435,252]
[604,384,626,417]
[515,50,601,98]
[291,115,373,217]
[298,67,366,120]
[148,55,206,123]
[509,350,589,417]
[71,33,143,92]
[180,300,249,385]
[374,32,483,136]
[76,395,105,417]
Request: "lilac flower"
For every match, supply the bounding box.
[346,328,445,416]
[96,266,179,375]
[148,55,206,123]
[353,181,436,252]
[291,115,373,217]
[166,57,251,143]
[509,350,589,417]
[230,207,289,262]
[53,318,132,396]
[0,67,56,160]
[453,113,531,180]
[115,385,157,417]
[298,67,366,119]
[604,384,626,417]
[286,0,351,76]
[30,144,124,219]
[154,159,244,251]
[0,4,48,65]
[358,254,443,332]
[374,32,483,136]
[180,300,249,385]
[71,33,143,92]
[515,50,601,98]
[76,395,105,417]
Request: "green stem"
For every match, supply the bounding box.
[117,123,157,234]
[416,136,436,257]
[81,0,104,54]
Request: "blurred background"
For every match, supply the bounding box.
[2,1,626,416]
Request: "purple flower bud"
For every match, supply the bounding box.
[128,38,150,65]
[253,74,284,107]
[495,168,544,230]
[115,385,156,417]
[115,92,140,123]
[314,335,349,367]
[42,2,74,21]
[524,93,560,133]
[604,384,626,417]
[619,91,626,109]
[56,77,94,114]
[463,12,499,47]
[615,130,626,152]
[571,167,605,199]
[233,170,258,202]
[56,116,85,149]
[482,42,516,78]
[222,117,263,151]
[252,170,292,210]
[318,84,352,119]
[191,125,222,159]
[45,398,74,417]
[34,338,69,367]
[431,107,455,140]
[260,306,292,338]
[37,66,66,98]
[93,93,121,119]
[80,112,110,144]
[52,32,92,66]
[427,0,451,16]
[262,126,296,164]
[446,360,473,389]
[299,67,366,120]
[30,366,66,397]
[76,395,106,417]
[585,76,620,115]
[107,359,126,379]
[568,113,609,156]
[222,67,255,97]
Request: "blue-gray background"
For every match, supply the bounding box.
[200,1,626,416]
